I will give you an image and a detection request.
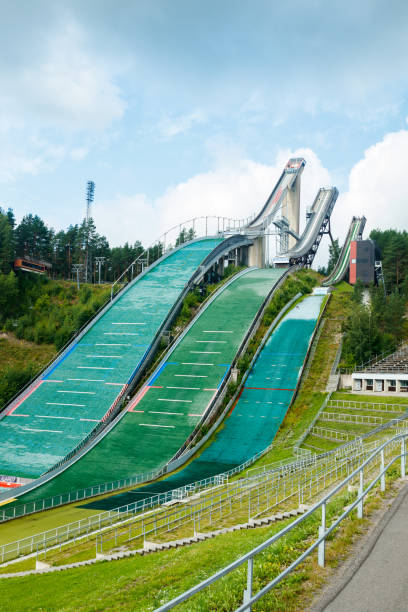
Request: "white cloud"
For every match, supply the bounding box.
[70,147,89,161]
[158,110,206,139]
[0,19,125,184]
[94,148,332,249]
[0,141,66,183]
[0,22,125,134]
[332,130,408,245]
[94,193,156,247]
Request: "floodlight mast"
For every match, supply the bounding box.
[86,181,95,222]
[85,180,95,283]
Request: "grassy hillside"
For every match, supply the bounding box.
[0,278,110,410]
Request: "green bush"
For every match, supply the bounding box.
[0,364,38,409]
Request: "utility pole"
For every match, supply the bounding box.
[72,263,84,291]
[95,257,106,284]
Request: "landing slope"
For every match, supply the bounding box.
[84,290,325,511]
[323,217,366,286]
[0,238,220,480]
[6,268,283,507]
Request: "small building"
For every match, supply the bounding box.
[349,239,375,285]
[350,344,408,395]
[14,256,52,275]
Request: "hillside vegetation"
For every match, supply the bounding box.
[0,277,110,409]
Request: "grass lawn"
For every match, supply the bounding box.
[0,469,401,612]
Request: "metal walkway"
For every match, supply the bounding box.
[320,483,408,612]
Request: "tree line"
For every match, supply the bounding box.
[0,207,169,282]
[341,279,406,368]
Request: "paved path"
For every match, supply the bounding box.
[319,482,408,612]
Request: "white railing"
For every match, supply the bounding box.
[328,399,407,413]
[319,412,385,426]
[310,426,359,442]
[110,215,257,300]
[154,432,408,611]
[0,432,373,565]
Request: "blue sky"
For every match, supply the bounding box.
[1,0,408,263]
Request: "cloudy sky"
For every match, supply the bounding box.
[1,0,408,266]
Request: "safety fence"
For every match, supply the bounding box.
[96,444,372,556]
[319,412,386,426]
[0,436,371,564]
[328,399,408,413]
[154,431,408,611]
[2,406,400,562]
[310,426,360,442]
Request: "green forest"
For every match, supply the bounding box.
[0,206,167,281]
[339,228,408,368]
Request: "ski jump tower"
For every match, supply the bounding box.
[246,158,305,267]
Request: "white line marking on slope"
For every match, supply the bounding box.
[182,363,213,366]
[158,398,192,403]
[67,379,104,382]
[139,424,175,429]
[36,415,74,420]
[190,351,221,354]
[166,386,200,390]
[23,427,63,433]
[86,355,122,359]
[174,374,207,378]
[104,333,139,336]
[95,344,131,346]
[46,402,85,407]
[57,391,95,395]
[149,411,183,416]
[77,367,114,370]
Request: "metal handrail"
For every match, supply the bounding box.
[155,431,408,611]
[327,399,407,413]
[0,427,375,564]
[109,215,255,300]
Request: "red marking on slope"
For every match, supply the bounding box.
[0,482,21,489]
[228,387,244,416]
[7,382,42,415]
[128,386,150,412]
